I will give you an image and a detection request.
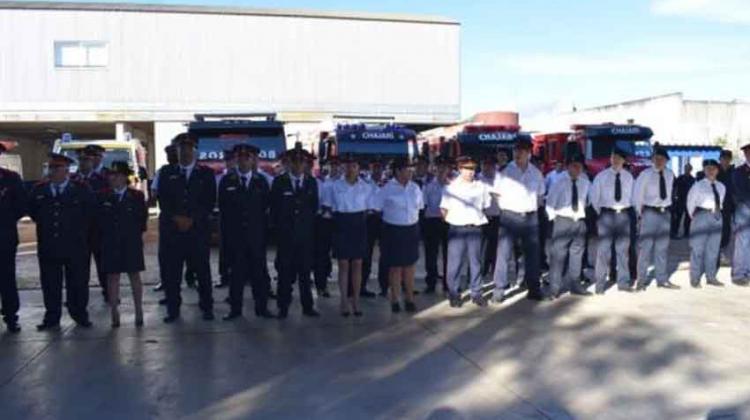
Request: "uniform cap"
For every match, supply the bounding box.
[565,152,586,166]
[652,147,670,160]
[48,153,75,166]
[456,155,477,169]
[231,144,260,156]
[391,157,414,172]
[612,146,629,159]
[81,144,105,157]
[172,133,198,146]
[110,160,134,176]
[703,159,720,169]
[514,138,533,150]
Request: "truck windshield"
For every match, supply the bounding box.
[198,136,285,161]
[61,148,132,168]
[336,140,415,157]
[590,139,652,159]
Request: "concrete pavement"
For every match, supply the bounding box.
[2,263,750,419]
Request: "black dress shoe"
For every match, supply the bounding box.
[404,301,417,313]
[163,314,179,324]
[526,293,548,302]
[153,283,164,292]
[423,286,436,295]
[36,321,60,331]
[391,302,402,313]
[657,282,681,290]
[618,286,634,293]
[691,282,702,289]
[215,282,228,289]
[317,289,331,298]
[6,323,21,333]
[449,295,463,308]
[202,312,215,321]
[158,298,168,305]
[303,309,320,318]
[223,311,242,321]
[635,284,648,292]
[472,296,487,307]
[360,289,376,298]
[255,309,276,319]
[732,279,749,287]
[277,308,289,319]
[571,290,593,297]
[353,310,363,318]
[76,319,93,328]
[707,279,725,287]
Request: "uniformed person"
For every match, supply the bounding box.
[372,158,425,313]
[590,147,635,294]
[719,149,736,265]
[422,156,452,294]
[687,159,726,288]
[96,161,148,328]
[313,156,340,298]
[633,147,680,290]
[0,143,25,333]
[151,144,177,295]
[732,143,750,285]
[478,156,500,277]
[87,144,109,177]
[361,158,388,297]
[215,149,236,289]
[157,133,216,323]
[492,139,547,302]
[219,144,274,320]
[671,163,695,239]
[440,156,491,308]
[29,153,96,330]
[545,153,592,298]
[270,148,320,319]
[75,145,109,302]
[325,154,372,317]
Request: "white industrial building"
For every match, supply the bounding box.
[0,1,460,179]
[550,92,750,151]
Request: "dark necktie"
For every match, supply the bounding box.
[712,183,721,211]
[240,175,248,190]
[180,167,188,182]
[295,179,302,192]
[614,172,622,202]
[659,170,667,200]
[571,179,579,212]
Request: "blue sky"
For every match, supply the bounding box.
[31,0,750,118]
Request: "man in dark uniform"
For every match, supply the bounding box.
[151,144,177,294]
[157,133,216,323]
[219,144,274,320]
[270,148,320,319]
[0,143,25,333]
[29,153,95,330]
[362,158,388,297]
[75,146,109,302]
[718,149,735,264]
[215,149,236,290]
[671,163,695,239]
[732,143,750,284]
[313,156,339,298]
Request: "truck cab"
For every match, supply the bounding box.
[533,123,654,176]
[448,124,531,161]
[318,123,419,165]
[188,113,287,177]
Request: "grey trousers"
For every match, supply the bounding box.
[637,209,671,286]
[595,210,631,290]
[549,217,587,295]
[690,210,722,285]
[493,210,542,297]
[446,225,483,298]
[733,204,750,281]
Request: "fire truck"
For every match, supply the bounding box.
[533,123,654,175]
[188,113,287,176]
[317,123,419,165]
[430,124,532,161]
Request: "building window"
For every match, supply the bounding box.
[54,41,108,68]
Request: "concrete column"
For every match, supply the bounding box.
[154,121,188,169]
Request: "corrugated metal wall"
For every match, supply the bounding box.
[0,8,460,122]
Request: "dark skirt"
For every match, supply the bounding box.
[380,223,420,267]
[100,234,145,274]
[333,212,368,260]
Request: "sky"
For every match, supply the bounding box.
[24,0,750,118]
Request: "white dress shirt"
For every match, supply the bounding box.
[590,167,634,213]
[372,179,424,226]
[478,172,501,216]
[329,178,373,213]
[493,161,545,213]
[545,172,590,221]
[687,178,726,217]
[423,178,449,219]
[179,161,196,180]
[545,169,567,194]
[633,166,675,214]
[440,178,491,226]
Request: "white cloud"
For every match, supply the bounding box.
[652,0,750,24]
[497,52,748,77]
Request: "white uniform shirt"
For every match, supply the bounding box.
[545,172,590,221]
[493,161,545,213]
[372,179,424,226]
[590,167,634,213]
[687,178,726,217]
[329,178,373,213]
[440,178,491,226]
[423,178,449,219]
[478,172,501,216]
[545,169,567,193]
[633,166,675,214]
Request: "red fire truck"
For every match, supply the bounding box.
[428,124,532,161]
[533,123,654,175]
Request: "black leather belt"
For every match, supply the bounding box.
[644,205,671,213]
[695,208,720,215]
[502,209,537,217]
[601,207,631,214]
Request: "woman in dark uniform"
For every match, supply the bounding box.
[325,155,373,317]
[373,158,424,313]
[97,161,148,327]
